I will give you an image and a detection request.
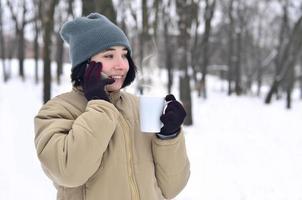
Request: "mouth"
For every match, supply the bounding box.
[109,75,124,80]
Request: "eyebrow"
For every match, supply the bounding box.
[104,47,128,52]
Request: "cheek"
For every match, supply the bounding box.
[125,65,130,73]
[100,61,111,73]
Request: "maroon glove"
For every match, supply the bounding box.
[83,61,115,102]
[158,94,186,138]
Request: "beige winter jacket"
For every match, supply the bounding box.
[34,88,190,200]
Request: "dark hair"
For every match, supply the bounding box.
[71,52,137,88]
[71,60,88,87]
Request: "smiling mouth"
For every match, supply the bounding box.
[109,75,123,79]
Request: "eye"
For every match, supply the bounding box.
[122,53,127,59]
[104,54,113,59]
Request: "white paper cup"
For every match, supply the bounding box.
[139,96,165,133]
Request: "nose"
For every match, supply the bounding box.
[114,55,128,70]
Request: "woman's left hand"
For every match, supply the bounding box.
[158,94,186,136]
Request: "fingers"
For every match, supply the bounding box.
[164,101,180,113]
[104,78,115,85]
[165,94,176,102]
[163,100,187,118]
[160,112,174,124]
[85,61,102,81]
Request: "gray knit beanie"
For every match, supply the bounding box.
[60,13,132,69]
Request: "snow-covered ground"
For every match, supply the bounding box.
[0,60,302,200]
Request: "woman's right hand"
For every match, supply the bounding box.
[83,61,115,102]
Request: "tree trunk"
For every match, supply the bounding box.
[137,0,149,95]
[227,0,234,96]
[180,75,193,125]
[256,68,262,96]
[285,66,294,109]
[56,33,64,85]
[234,31,242,95]
[286,89,292,109]
[190,0,200,93]
[265,58,298,104]
[18,28,25,80]
[82,0,96,16]
[96,0,116,24]
[152,0,160,40]
[6,40,14,79]
[176,0,193,126]
[0,0,7,82]
[255,13,264,96]
[82,0,116,23]
[34,17,40,84]
[300,63,302,99]
[265,14,302,104]
[265,79,279,104]
[199,0,216,99]
[266,4,290,101]
[119,1,127,34]
[55,0,74,85]
[42,0,58,103]
[67,0,74,17]
[6,0,30,81]
[163,15,173,93]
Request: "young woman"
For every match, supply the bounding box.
[34,13,190,200]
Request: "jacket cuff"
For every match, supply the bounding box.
[154,129,183,144]
[156,127,181,140]
[156,130,180,140]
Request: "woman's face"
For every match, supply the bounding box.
[91,46,129,92]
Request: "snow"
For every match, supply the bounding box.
[1,59,302,200]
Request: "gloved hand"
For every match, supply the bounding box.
[82,61,115,102]
[158,94,186,138]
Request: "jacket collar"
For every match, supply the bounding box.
[108,90,122,105]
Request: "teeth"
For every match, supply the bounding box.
[111,75,122,79]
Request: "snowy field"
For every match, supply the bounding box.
[0,59,302,200]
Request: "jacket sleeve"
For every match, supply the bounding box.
[151,130,190,199]
[34,98,120,187]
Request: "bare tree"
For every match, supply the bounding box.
[40,0,59,103]
[32,0,41,84]
[253,1,271,96]
[139,0,149,74]
[272,1,290,99]
[285,61,295,108]
[265,14,302,107]
[152,0,160,40]
[55,10,64,85]
[55,0,74,85]
[0,0,7,82]
[116,0,128,34]
[199,0,216,98]
[82,0,116,23]
[175,0,193,125]
[82,0,96,16]
[95,0,117,23]
[300,58,302,99]
[189,0,201,88]
[6,0,32,81]
[125,0,144,94]
[221,0,236,95]
[234,0,248,95]
[161,1,174,93]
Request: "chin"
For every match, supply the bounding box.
[107,84,122,92]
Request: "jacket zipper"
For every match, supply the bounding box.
[122,117,140,200]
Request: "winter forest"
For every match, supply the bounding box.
[1,0,302,199]
[0,0,302,125]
